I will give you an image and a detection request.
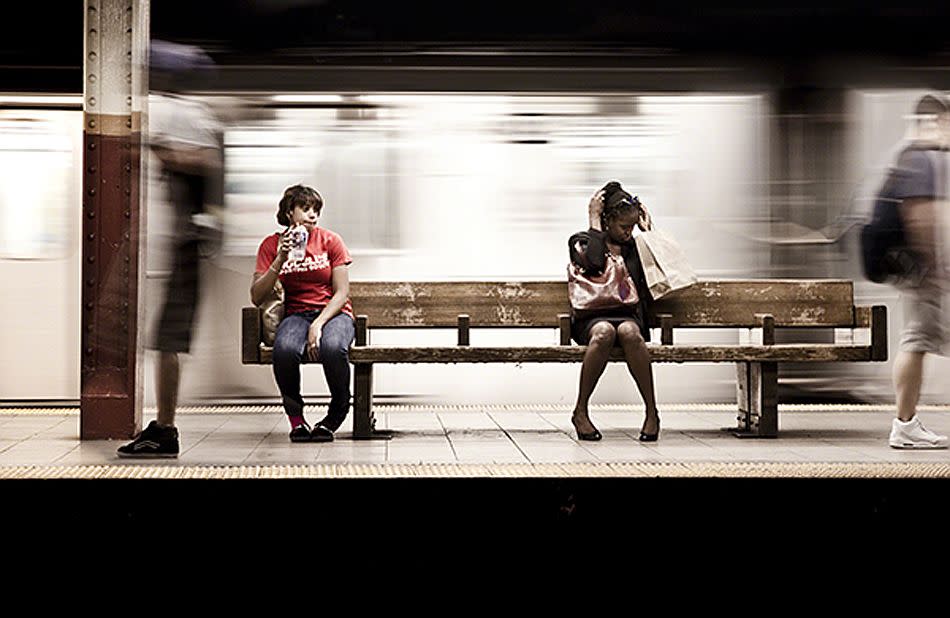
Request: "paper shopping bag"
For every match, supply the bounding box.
[634,228,698,299]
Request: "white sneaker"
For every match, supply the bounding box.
[889,417,950,450]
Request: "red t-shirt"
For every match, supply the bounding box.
[255,227,354,318]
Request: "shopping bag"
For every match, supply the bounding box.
[634,228,698,299]
[258,279,284,346]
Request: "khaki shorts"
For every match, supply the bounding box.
[900,286,950,355]
[151,239,200,354]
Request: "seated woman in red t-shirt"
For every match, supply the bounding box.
[250,184,355,442]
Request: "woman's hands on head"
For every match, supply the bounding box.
[588,190,605,231]
[637,202,653,231]
[590,185,653,232]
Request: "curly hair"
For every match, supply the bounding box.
[600,180,641,225]
[276,184,323,227]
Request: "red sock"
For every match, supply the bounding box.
[289,415,307,429]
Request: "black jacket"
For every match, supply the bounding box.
[568,228,653,342]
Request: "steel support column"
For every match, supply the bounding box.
[81,0,149,439]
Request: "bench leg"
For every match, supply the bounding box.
[733,362,752,433]
[352,364,394,440]
[730,361,778,438]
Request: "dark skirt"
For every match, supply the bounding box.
[571,306,643,345]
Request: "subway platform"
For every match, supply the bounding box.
[3,402,950,472]
[3,402,950,539]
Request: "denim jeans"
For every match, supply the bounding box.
[272,310,355,431]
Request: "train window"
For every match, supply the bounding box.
[0,112,77,260]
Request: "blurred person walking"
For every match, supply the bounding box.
[118,41,223,458]
[872,94,950,449]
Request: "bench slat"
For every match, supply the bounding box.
[349,281,565,328]
[655,280,855,327]
[250,344,872,364]
[346,345,872,363]
[347,280,857,328]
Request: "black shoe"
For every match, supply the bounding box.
[117,420,179,458]
[639,414,660,442]
[289,422,312,443]
[571,417,602,441]
[310,423,334,442]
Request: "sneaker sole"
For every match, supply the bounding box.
[116,452,179,458]
[888,441,949,450]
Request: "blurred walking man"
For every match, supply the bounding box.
[118,41,222,458]
[887,94,950,449]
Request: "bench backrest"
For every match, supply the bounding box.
[349,280,864,329]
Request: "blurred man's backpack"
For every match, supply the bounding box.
[860,177,911,283]
[859,145,936,285]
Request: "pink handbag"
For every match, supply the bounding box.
[567,254,639,311]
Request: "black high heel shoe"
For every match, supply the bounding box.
[639,413,660,442]
[572,417,602,441]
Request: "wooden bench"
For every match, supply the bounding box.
[242,280,887,440]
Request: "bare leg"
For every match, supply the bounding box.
[156,351,179,428]
[894,350,925,422]
[616,321,658,435]
[573,322,617,434]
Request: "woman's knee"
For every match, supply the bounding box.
[320,318,354,358]
[319,334,350,363]
[617,322,645,348]
[272,332,304,364]
[588,322,617,346]
[320,344,349,366]
[272,348,301,371]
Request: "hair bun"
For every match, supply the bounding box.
[599,180,641,224]
[605,188,635,211]
[601,180,623,195]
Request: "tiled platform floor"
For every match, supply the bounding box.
[2,403,949,472]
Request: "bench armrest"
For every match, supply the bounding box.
[242,306,262,364]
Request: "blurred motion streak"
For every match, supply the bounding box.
[4,88,950,406]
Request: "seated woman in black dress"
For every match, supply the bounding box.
[567,181,659,442]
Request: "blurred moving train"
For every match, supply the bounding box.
[2,88,948,407]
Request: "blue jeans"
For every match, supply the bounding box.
[272,311,355,431]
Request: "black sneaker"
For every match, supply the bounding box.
[289,421,312,443]
[117,421,180,458]
[310,423,334,442]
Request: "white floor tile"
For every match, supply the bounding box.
[451,440,529,463]
[387,441,458,463]
[437,412,500,431]
[315,443,388,463]
[244,446,322,464]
